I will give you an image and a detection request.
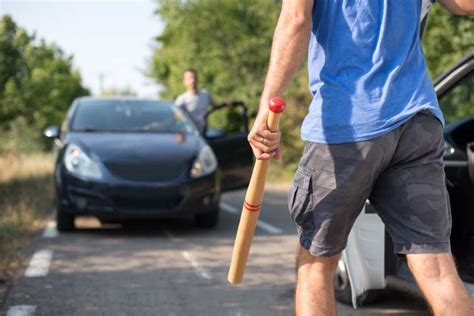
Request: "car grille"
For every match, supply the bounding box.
[110,187,183,210]
[112,195,182,210]
[104,161,186,181]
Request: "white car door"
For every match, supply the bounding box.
[342,202,386,308]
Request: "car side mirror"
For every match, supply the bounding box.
[44,125,60,139]
[205,128,225,139]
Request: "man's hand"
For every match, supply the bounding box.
[248,110,281,160]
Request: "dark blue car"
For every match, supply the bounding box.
[44,97,253,231]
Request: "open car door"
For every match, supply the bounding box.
[204,101,253,192]
[336,203,386,308]
[436,52,474,283]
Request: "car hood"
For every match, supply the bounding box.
[66,132,202,181]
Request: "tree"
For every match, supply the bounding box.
[423,5,474,123]
[0,15,89,130]
[101,86,137,96]
[423,5,473,79]
[150,0,310,166]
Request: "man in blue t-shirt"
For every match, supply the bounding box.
[248,0,474,314]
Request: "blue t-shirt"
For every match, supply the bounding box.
[301,0,443,144]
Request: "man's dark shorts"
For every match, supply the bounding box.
[288,110,452,256]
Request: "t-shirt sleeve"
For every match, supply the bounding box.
[175,95,184,107]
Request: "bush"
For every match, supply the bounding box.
[0,116,46,155]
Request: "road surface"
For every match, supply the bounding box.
[1,186,430,315]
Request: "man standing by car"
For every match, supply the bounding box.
[247,0,474,315]
[175,69,215,132]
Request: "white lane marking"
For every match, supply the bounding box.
[220,202,283,235]
[6,305,36,316]
[220,202,239,214]
[41,221,58,238]
[181,251,212,280]
[24,249,53,277]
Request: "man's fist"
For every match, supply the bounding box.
[247,111,281,160]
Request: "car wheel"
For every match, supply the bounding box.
[56,204,75,232]
[195,208,219,228]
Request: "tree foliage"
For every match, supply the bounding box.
[151,0,279,103]
[423,5,473,79]
[422,5,474,124]
[150,1,472,167]
[0,15,89,131]
[150,0,310,165]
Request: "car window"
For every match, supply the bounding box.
[439,72,474,124]
[71,100,196,133]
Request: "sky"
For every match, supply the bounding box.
[1,0,165,97]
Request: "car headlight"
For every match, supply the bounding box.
[64,144,103,180]
[444,141,455,156]
[190,145,218,178]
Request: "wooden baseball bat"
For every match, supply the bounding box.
[228,97,286,284]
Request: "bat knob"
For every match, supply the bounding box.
[269,97,286,113]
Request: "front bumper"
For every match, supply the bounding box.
[57,169,221,219]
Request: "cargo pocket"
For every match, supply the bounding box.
[288,168,314,231]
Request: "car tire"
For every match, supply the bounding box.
[56,204,75,232]
[195,208,219,228]
[334,258,379,306]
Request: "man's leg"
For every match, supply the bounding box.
[295,244,340,316]
[288,137,392,314]
[407,253,474,316]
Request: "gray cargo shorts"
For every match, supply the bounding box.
[288,110,452,256]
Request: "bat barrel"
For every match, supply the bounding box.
[228,97,286,284]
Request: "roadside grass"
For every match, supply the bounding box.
[0,153,54,300]
[267,160,296,185]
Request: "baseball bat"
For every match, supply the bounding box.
[228,97,286,284]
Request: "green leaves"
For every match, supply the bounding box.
[150,0,280,105]
[0,15,89,131]
[150,0,308,166]
[423,5,474,123]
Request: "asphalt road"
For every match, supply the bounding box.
[1,186,431,316]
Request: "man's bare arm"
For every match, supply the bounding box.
[438,0,474,15]
[248,0,313,160]
[258,0,314,115]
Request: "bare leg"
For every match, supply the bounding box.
[295,243,341,316]
[407,252,474,316]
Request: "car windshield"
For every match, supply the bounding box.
[71,100,196,133]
